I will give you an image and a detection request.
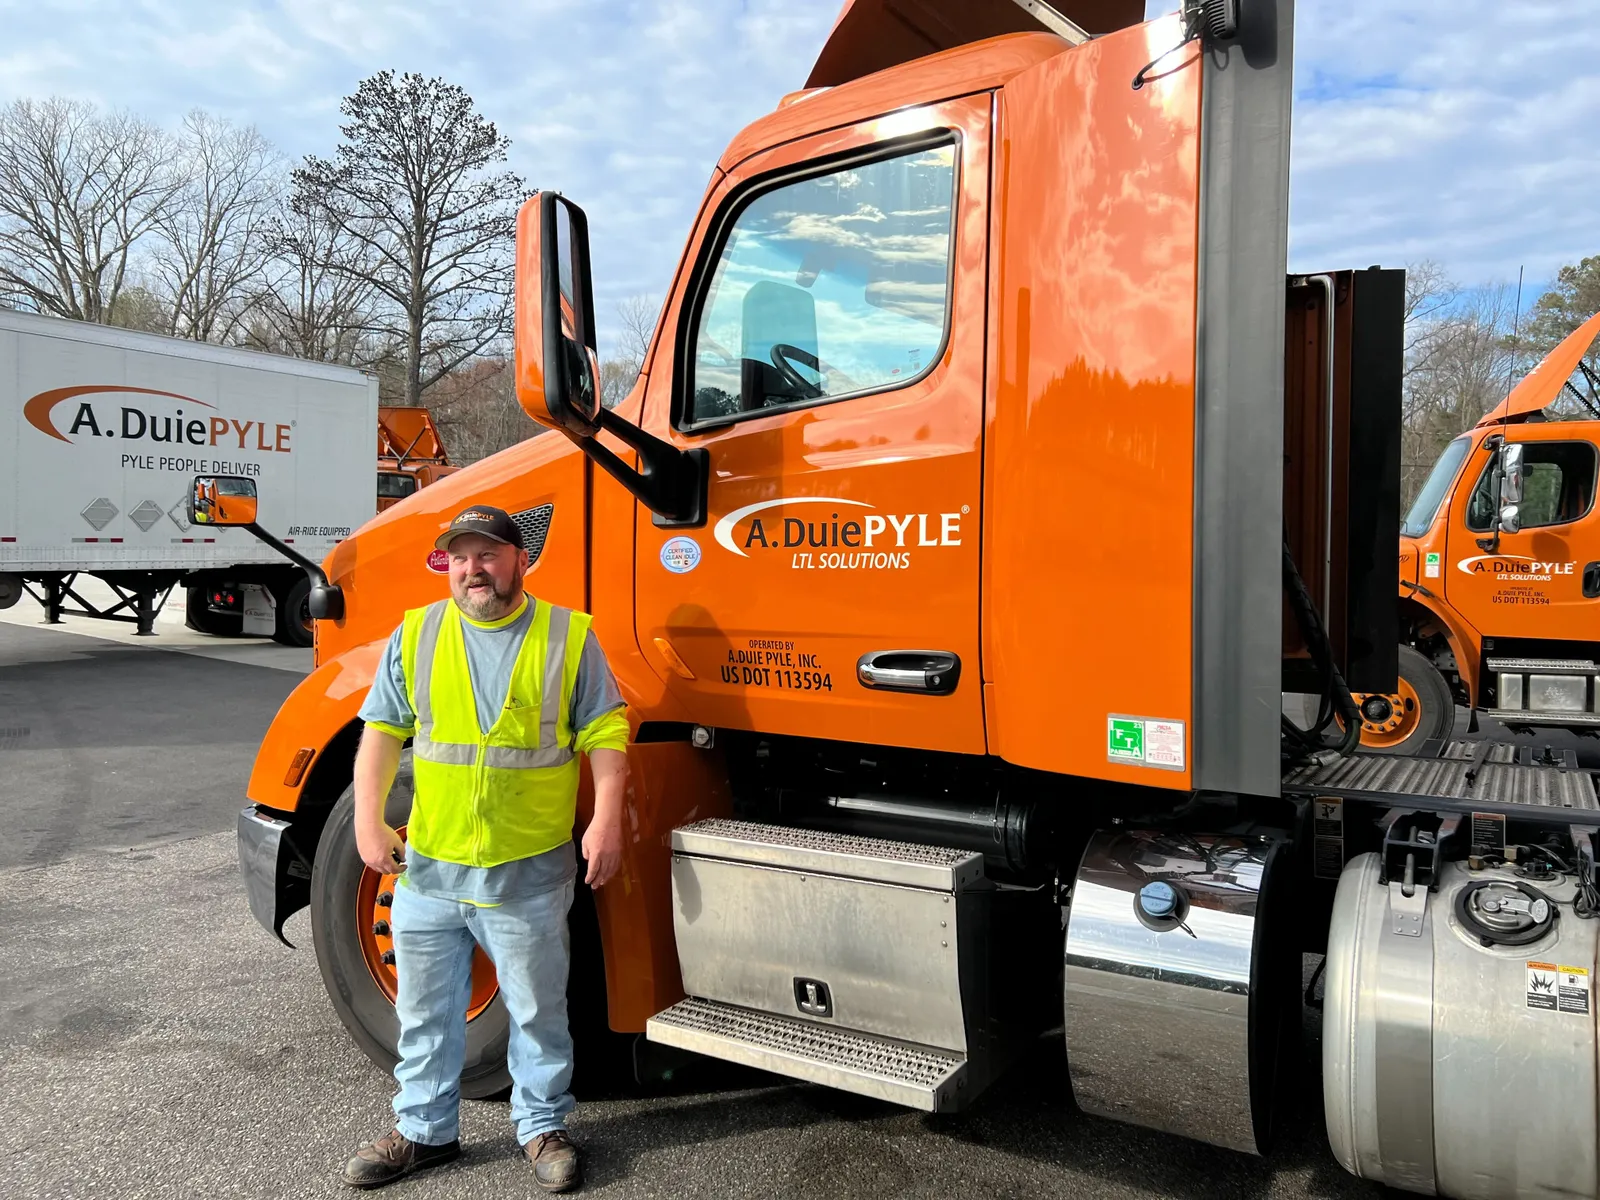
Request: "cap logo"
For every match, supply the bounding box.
[458,510,493,523]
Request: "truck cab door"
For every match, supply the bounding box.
[632,97,992,755]
[1445,432,1600,639]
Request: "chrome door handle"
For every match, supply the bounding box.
[856,650,961,695]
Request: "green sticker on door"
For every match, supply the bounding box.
[1107,715,1186,771]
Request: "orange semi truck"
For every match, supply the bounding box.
[1357,312,1600,753]
[226,3,1600,1197]
[376,405,460,512]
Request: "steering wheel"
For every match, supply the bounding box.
[769,343,824,400]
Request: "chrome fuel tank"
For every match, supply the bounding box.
[1063,829,1296,1156]
[1324,853,1600,1199]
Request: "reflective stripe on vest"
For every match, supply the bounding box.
[399,596,592,867]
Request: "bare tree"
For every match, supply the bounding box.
[599,292,659,408]
[288,71,529,406]
[1401,279,1520,501]
[0,97,180,322]
[149,110,280,342]
[427,356,541,463]
[244,202,395,373]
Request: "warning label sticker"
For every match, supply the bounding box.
[1470,812,1506,855]
[1559,965,1591,1015]
[1527,962,1559,1009]
[1313,797,1344,880]
[1145,720,1186,770]
[1106,716,1185,771]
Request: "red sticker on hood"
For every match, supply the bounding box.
[426,549,449,574]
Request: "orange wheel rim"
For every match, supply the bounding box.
[356,825,501,1021]
[1347,677,1423,748]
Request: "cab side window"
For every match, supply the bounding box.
[684,139,957,427]
[1465,441,1598,531]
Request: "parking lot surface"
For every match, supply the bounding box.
[3,616,1590,1198]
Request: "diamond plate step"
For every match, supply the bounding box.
[1487,657,1598,674]
[1285,750,1599,822]
[647,997,970,1112]
[670,818,984,890]
[1485,709,1600,728]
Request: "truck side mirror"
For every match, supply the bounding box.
[1499,503,1523,535]
[514,192,602,438]
[189,476,258,526]
[510,190,709,528]
[1500,443,1525,506]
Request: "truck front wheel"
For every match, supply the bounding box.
[309,754,513,1099]
[273,575,314,648]
[1349,644,1455,754]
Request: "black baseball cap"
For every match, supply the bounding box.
[434,504,525,551]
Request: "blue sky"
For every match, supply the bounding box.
[2,0,1595,354]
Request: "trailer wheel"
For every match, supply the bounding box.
[273,576,314,647]
[184,585,243,637]
[310,754,512,1099]
[1349,645,1455,754]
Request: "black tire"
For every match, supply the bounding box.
[309,752,512,1099]
[1358,644,1456,755]
[184,585,243,637]
[273,575,314,647]
[307,751,635,1099]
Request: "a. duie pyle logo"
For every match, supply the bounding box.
[713,496,966,571]
[1456,554,1576,583]
[24,385,293,452]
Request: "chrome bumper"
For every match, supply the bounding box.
[237,805,300,947]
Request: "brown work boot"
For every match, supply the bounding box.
[524,1128,582,1192]
[342,1128,460,1189]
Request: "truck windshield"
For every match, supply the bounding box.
[378,473,418,500]
[1401,436,1470,537]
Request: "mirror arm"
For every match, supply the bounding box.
[240,522,333,587]
[569,406,708,528]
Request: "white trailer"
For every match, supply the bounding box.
[0,308,378,645]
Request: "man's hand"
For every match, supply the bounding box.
[581,809,624,888]
[357,822,408,875]
[353,726,406,874]
[583,746,629,889]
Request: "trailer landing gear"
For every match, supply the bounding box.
[22,571,179,636]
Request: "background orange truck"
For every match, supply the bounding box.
[1360,312,1600,752]
[376,405,460,512]
[225,4,1600,1198]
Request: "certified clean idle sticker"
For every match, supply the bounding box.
[1425,552,1440,578]
[1107,715,1186,771]
[660,536,702,574]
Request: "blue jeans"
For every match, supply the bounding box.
[389,876,576,1146]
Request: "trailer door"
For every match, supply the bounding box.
[631,96,992,756]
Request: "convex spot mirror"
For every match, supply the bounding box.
[189,476,258,527]
[1500,443,1526,506]
[514,191,602,438]
[1499,503,1523,535]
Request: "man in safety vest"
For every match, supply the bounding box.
[341,504,629,1193]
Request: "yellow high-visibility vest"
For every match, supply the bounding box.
[399,596,592,867]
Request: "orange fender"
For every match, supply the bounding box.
[1398,584,1484,709]
[247,639,388,813]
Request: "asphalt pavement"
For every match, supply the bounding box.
[9,617,1592,1198]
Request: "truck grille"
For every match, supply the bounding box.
[510,504,553,565]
